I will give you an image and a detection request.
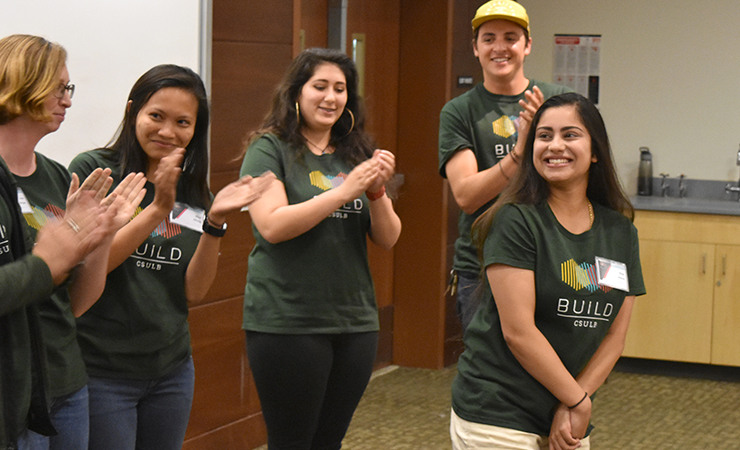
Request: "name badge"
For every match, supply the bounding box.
[169,202,205,233]
[595,256,629,292]
[16,188,33,214]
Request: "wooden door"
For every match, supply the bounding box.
[344,0,400,367]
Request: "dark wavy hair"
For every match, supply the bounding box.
[106,64,211,209]
[473,92,634,252]
[248,48,375,166]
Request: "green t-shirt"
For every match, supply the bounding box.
[69,149,201,379]
[239,134,378,333]
[452,202,645,436]
[15,152,87,398]
[438,81,572,274]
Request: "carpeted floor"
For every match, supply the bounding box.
[256,358,740,449]
[341,359,740,449]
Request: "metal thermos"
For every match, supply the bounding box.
[637,147,653,196]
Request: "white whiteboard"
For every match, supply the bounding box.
[0,0,203,167]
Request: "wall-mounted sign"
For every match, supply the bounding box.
[553,34,601,104]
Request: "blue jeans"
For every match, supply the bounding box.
[17,386,89,450]
[455,271,481,331]
[86,356,195,450]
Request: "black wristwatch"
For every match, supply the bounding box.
[202,215,227,237]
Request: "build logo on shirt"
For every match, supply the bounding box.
[309,170,348,191]
[491,115,518,139]
[558,259,615,329]
[127,206,183,240]
[23,204,63,230]
[308,170,362,220]
[560,258,612,293]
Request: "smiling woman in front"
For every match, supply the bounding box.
[450,92,645,450]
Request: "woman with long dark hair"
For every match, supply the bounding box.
[450,93,645,450]
[69,64,272,450]
[240,48,401,449]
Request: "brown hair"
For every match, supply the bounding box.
[0,34,67,125]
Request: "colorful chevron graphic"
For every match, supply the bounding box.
[492,115,517,139]
[560,258,611,293]
[127,206,182,239]
[23,204,64,230]
[310,170,348,191]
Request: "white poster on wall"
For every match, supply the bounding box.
[0,0,204,167]
[553,34,601,104]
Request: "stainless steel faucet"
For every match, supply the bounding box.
[678,174,686,198]
[724,145,740,200]
[660,173,670,197]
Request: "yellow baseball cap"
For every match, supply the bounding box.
[472,0,530,35]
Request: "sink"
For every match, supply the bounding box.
[631,178,740,216]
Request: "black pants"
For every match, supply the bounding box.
[245,331,378,450]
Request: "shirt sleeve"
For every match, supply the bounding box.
[438,101,474,178]
[0,254,54,316]
[240,134,286,182]
[482,204,537,271]
[68,151,102,180]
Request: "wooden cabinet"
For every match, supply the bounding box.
[712,245,740,365]
[623,211,740,366]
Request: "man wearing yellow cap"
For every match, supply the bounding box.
[438,0,570,330]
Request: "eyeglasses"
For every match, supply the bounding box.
[53,83,75,99]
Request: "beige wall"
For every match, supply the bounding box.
[522,0,740,192]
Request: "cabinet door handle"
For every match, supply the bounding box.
[702,253,706,274]
[723,254,727,276]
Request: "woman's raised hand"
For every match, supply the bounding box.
[366,149,395,194]
[104,172,147,230]
[36,189,109,285]
[207,172,276,225]
[152,148,185,212]
[66,167,113,211]
[341,158,380,201]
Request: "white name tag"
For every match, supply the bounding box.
[169,202,205,233]
[16,188,33,214]
[595,256,629,292]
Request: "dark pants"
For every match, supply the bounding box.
[246,331,378,450]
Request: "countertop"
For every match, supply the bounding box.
[632,195,740,216]
[631,177,740,216]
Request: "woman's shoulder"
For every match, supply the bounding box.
[69,148,119,175]
[497,202,540,221]
[251,132,286,148]
[594,202,634,228]
[69,148,115,166]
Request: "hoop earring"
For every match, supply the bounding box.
[295,101,301,123]
[343,109,355,137]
